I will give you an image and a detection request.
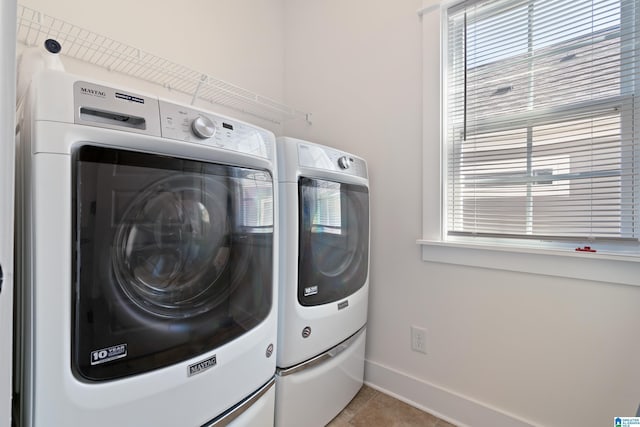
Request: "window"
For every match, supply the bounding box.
[444,0,640,252]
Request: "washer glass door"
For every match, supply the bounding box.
[297,177,369,306]
[73,146,273,381]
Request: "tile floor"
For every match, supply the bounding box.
[327,385,457,427]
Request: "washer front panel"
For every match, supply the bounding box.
[73,145,274,381]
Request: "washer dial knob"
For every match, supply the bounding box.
[191,116,215,139]
[338,156,351,170]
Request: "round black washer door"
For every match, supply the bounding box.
[112,174,234,319]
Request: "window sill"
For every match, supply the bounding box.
[417,239,639,287]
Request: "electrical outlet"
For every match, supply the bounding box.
[410,326,427,354]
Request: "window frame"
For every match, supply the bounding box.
[447,0,638,244]
[417,0,640,286]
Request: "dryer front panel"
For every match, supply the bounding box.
[72,145,274,381]
[297,177,369,307]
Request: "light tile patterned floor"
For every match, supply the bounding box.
[327,385,457,427]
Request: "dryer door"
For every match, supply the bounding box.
[73,145,273,381]
[297,177,369,306]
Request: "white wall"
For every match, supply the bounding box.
[18,0,286,133]
[283,1,640,427]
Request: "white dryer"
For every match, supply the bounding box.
[275,137,369,427]
[14,70,278,427]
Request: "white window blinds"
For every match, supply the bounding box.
[445,0,640,246]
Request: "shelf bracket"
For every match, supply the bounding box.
[191,74,208,106]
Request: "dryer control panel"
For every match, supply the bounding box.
[159,100,274,160]
[297,142,368,179]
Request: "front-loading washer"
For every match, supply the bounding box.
[274,137,370,427]
[13,69,278,427]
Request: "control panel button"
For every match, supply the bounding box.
[191,115,215,139]
[337,156,351,170]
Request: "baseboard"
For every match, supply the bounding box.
[364,359,536,427]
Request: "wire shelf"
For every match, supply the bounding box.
[16,4,310,125]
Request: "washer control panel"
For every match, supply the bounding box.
[298,142,367,178]
[159,100,274,160]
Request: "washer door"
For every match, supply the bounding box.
[73,146,274,381]
[112,173,234,319]
[297,177,369,306]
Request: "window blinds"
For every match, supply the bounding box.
[445,0,640,244]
